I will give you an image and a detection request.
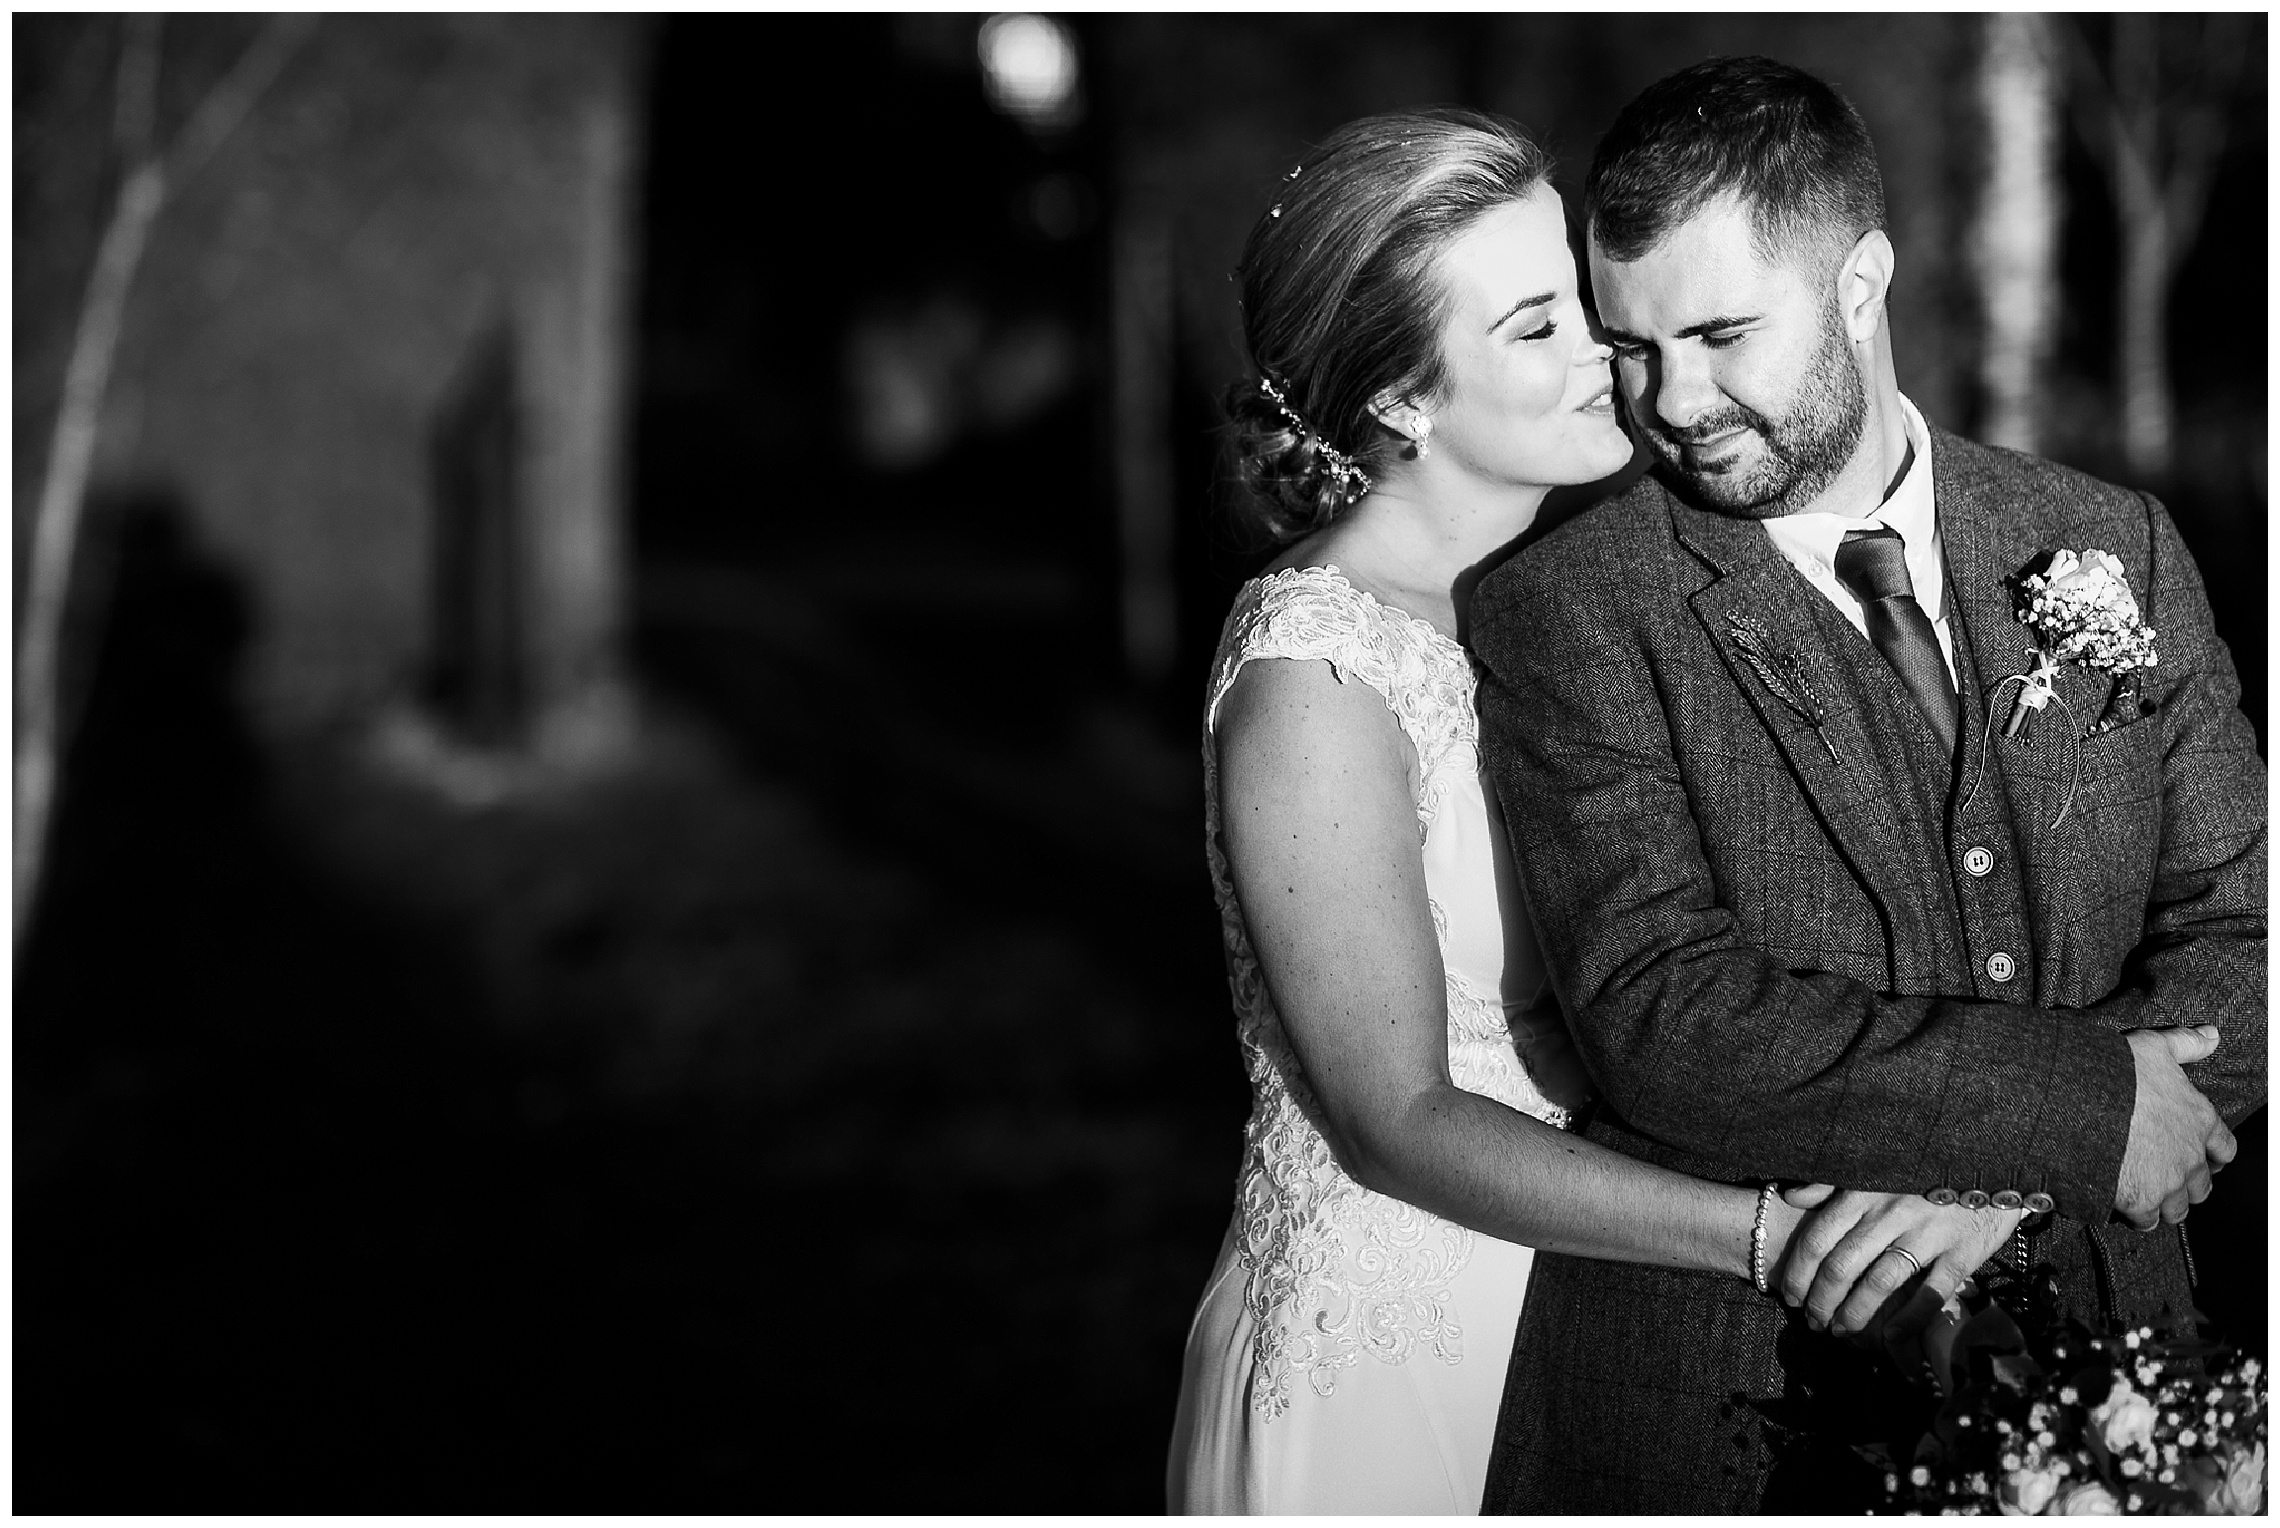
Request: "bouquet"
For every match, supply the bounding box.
[1873,1273,2266,1515]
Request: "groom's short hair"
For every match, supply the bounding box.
[1586,56,1884,271]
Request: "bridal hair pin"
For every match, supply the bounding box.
[1258,373,1373,503]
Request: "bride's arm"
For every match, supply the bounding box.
[1219,656,2018,1313]
[1219,655,1784,1275]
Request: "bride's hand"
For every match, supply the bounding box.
[1771,1189,2022,1339]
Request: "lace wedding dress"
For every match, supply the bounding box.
[1166,566,1592,1514]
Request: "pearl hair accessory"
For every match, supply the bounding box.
[1257,374,1373,504]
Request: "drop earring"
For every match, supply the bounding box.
[1411,416,1433,459]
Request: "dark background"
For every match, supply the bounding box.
[15,14,2266,1509]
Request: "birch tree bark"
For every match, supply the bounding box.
[14,15,311,945]
[1973,14,2062,456]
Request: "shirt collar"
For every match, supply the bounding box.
[1761,394,1942,617]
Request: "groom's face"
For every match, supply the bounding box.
[1589,196,1866,519]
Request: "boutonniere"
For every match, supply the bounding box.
[1726,612,1839,764]
[2000,549,2160,741]
[1965,549,2159,828]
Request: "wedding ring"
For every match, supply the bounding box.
[1888,1247,1925,1276]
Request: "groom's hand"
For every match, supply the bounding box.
[2116,1026,2233,1231]
[1776,1190,2018,1337]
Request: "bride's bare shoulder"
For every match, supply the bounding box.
[1214,655,1415,809]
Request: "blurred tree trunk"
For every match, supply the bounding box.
[523,67,642,768]
[1973,14,2061,456]
[14,15,309,945]
[1111,191,1176,687]
[2062,15,2251,480]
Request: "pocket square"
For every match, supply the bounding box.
[2084,676,2157,738]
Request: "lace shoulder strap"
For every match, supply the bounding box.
[1205,566,1475,818]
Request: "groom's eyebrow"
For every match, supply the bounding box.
[1597,314,1762,346]
[1487,292,1558,332]
[1673,313,1760,339]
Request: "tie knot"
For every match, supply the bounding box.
[1834,525,1914,602]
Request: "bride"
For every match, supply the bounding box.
[1165,108,2022,1514]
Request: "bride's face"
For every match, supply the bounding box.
[1417,186,1633,489]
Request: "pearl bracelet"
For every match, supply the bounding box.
[1750,1182,1778,1295]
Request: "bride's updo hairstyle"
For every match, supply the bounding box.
[1227,107,1554,547]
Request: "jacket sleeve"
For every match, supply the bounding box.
[2064,495,2267,1127]
[1476,547,2140,1224]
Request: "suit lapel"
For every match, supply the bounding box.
[1933,431,2088,830]
[1933,431,2093,972]
[1938,434,2044,813]
[1674,496,1926,938]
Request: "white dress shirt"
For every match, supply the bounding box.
[1760,394,1956,684]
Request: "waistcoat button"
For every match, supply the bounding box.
[1963,846,1994,877]
[1986,951,2016,983]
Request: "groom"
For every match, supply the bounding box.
[1471,57,2267,1511]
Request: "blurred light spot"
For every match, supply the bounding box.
[1028,172,1095,240]
[972,319,1076,430]
[845,297,1078,472]
[846,300,984,470]
[979,13,1081,131]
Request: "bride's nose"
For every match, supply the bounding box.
[1575,336,1614,366]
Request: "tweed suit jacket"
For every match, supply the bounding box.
[1472,427,2266,1512]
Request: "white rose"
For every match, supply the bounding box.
[2045,548,2139,619]
[2214,1442,2266,1515]
[2042,549,2082,583]
[2054,1481,2123,1514]
[2091,1379,2158,1453]
[2000,1463,2064,1515]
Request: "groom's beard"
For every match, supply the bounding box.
[1641,300,1867,520]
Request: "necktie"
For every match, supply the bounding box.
[1834,525,1958,756]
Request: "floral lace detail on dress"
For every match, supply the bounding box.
[1203,566,1573,1419]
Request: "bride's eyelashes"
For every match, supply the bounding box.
[1518,319,1558,342]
